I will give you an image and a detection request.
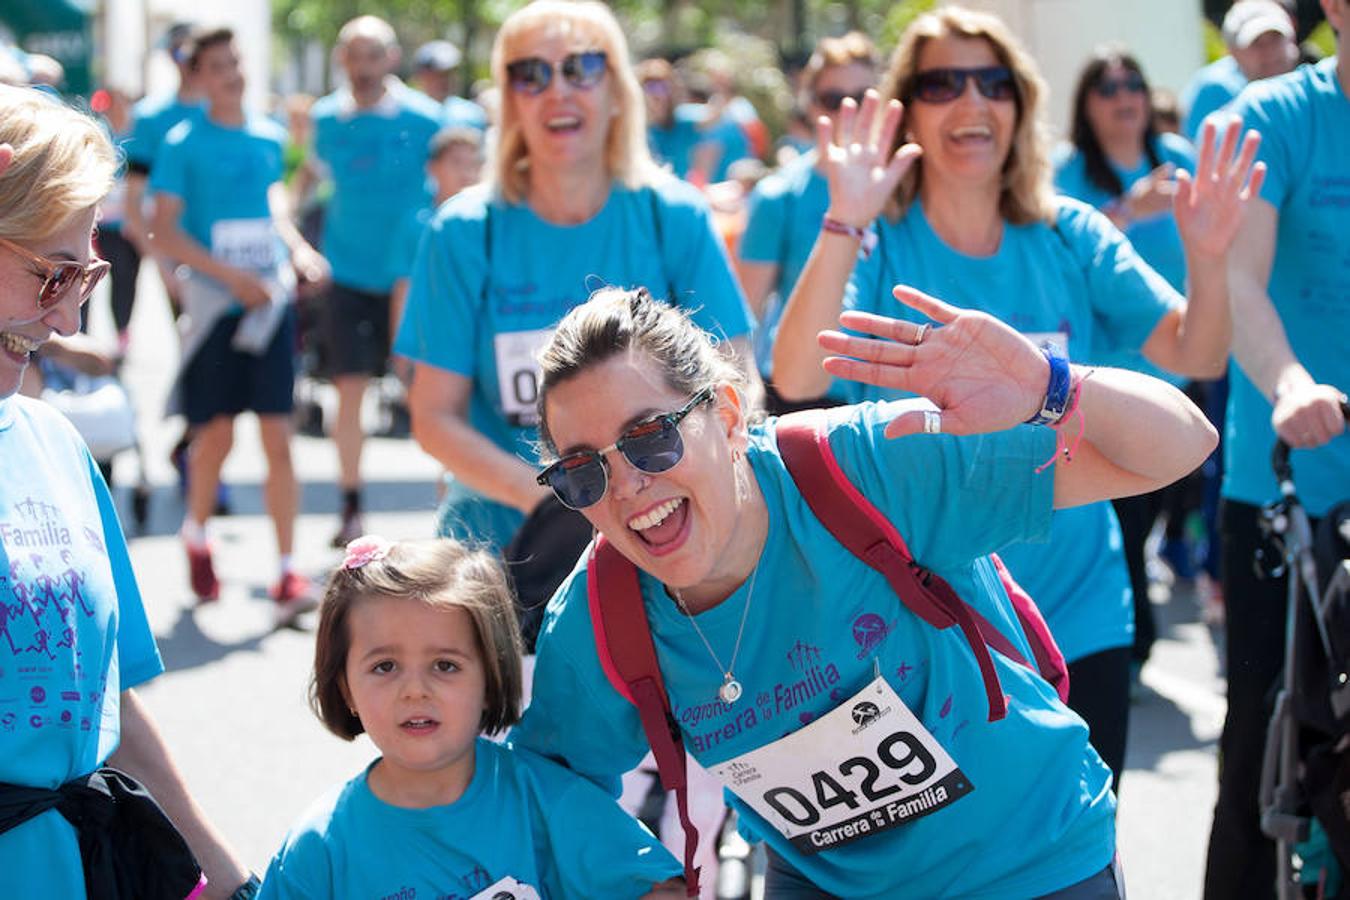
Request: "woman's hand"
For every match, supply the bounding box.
[1123,162,1177,222]
[1272,380,1348,449]
[1173,116,1265,259]
[818,286,1049,439]
[818,90,923,228]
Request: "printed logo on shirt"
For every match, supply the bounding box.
[851,613,897,659]
[1,498,98,663]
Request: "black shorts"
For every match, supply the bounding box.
[317,282,391,377]
[183,307,297,426]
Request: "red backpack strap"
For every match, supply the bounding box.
[990,553,1071,703]
[586,538,702,898]
[776,410,1021,721]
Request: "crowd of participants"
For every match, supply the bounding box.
[0,0,1346,897]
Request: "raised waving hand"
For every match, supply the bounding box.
[818,91,923,228]
[1174,116,1265,258]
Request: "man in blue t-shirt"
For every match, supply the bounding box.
[148,27,328,620]
[1180,0,1300,140]
[1203,4,1350,895]
[309,16,445,547]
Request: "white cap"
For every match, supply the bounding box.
[1222,0,1295,50]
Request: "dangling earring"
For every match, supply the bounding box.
[732,448,742,463]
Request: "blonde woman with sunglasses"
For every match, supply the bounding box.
[0,84,255,900]
[772,5,1265,801]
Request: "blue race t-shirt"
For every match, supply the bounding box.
[1180,55,1248,142]
[648,106,706,180]
[258,739,679,900]
[311,83,445,293]
[387,205,433,287]
[150,113,288,253]
[0,396,164,899]
[738,150,841,391]
[1053,132,1196,384]
[515,403,1115,898]
[124,93,205,172]
[1223,58,1350,516]
[394,175,753,547]
[840,197,1178,661]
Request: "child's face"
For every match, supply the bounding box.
[342,596,487,805]
[428,145,482,200]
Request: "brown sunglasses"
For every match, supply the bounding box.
[0,236,110,310]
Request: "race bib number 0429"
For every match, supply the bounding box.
[711,677,973,854]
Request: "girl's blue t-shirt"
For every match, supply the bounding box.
[515,402,1116,898]
[258,738,680,900]
[1223,58,1350,516]
[840,197,1179,662]
[1053,133,1196,385]
[0,396,164,899]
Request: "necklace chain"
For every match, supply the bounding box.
[674,560,759,702]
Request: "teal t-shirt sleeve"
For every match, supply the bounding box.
[510,576,651,789]
[392,194,487,375]
[257,828,334,900]
[148,125,190,200]
[517,747,681,897]
[1229,81,1295,211]
[1059,201,1179,356]
[823,402,1056,572]
[739,177,788,265]
[90,452,163,689]
[653,180,754,340]
[387,208,430,286]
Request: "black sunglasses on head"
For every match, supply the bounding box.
[536,386,715,510]
[506,50,608,95]
[909,66,1017,104]
[1092,73,1147,99]
[815,89,867,112]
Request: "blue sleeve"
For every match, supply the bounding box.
[738,177,788,265]
[257,827,334,900]
[387,210,429,285]
[653,180,754,341]
[392,194,487,375]
[89,453,163,689]
[510,575,650,791]
[1058,201,1179,356]
[148,128,188,200]
[1228,80,1296,212]
[519,748,682,896]
[823,402,1056,572]
[124,106,158,169]
[1184,81,1235,142]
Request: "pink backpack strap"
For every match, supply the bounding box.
[587,538,701,898]
[990,553,1071,702]
[776,411,1065,722]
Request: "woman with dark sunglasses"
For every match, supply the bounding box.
[1056,46,1209,704]
[394,0,756,647]
[738,32,878,416]
[0,84,256,900]
[771,5,1264,806]
[513,284,1220,897]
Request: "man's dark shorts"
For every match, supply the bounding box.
[183,307,297,426]
[317,282,391,378]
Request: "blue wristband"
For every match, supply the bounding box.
[1026,345,1072,425]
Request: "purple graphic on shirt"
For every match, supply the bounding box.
[786,640,823,672]
[798,711,815,726]
[25,628,54,660]
[82,525,104,554]
[939,695,953,718]
[896,660,914,681]
[852,612,896,659]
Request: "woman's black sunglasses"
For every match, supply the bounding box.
[536,387,715,510]
[816,89,867,112]
[1092,73,1147,99]
[909,66,1017,104]
[506,51,608,96]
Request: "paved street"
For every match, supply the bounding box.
[96,272,1226,897]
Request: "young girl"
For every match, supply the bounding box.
[258,536,684,900]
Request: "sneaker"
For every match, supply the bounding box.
[330,511,365,549]
[186,542,220,603]
[272,571,319,627]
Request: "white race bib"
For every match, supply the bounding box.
[493,328,554,427]
[468,876,542,900]
[711,677,972,854]
[211,218,277,272]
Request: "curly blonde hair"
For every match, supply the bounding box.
[489,0,658,204]
[0,84,116,241]
[879,6,1056,226]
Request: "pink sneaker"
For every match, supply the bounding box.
[272,571,318,627]
[185,543,219,603]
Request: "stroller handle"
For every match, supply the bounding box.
[1272,400,1350,487]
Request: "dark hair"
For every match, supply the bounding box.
[535,286,745,456]
[184,27,235,71]
[1069,45,1160,198]
[310,538,524,740]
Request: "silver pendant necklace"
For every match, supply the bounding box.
[673,561,760,705]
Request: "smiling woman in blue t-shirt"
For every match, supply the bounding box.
[770,6,1265,797]
[395,0,755,628]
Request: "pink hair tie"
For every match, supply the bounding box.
[342,535,393,570]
